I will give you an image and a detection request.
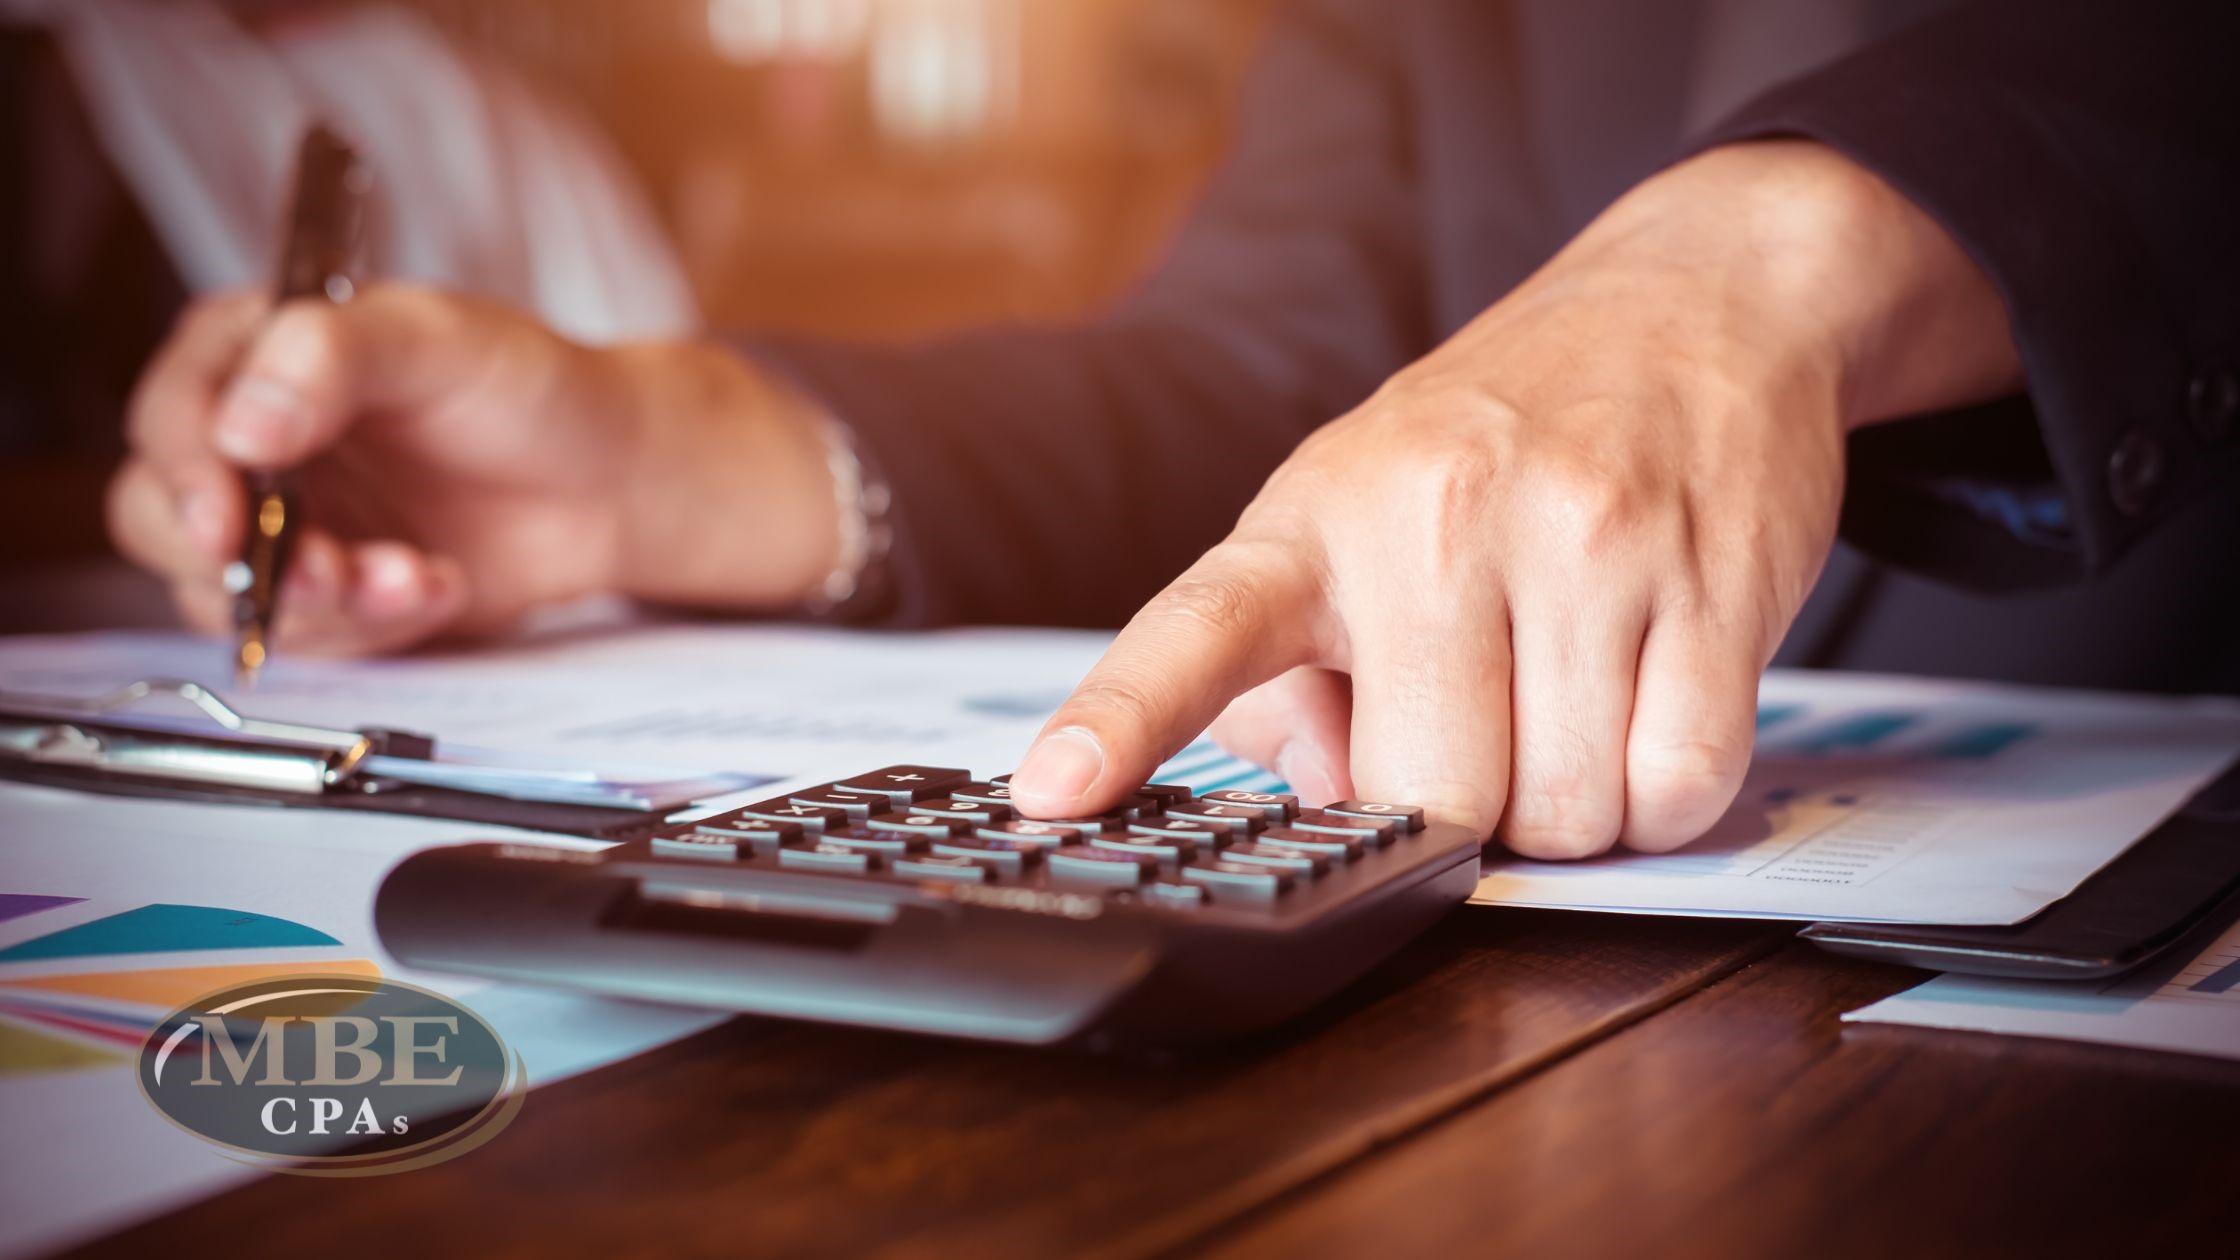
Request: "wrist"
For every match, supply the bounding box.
[1580,141,2023,430]
[601,340,844,610]
[1730,142,2022,428]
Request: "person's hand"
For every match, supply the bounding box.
[1008,142,2022,857]
[110,285,841,654]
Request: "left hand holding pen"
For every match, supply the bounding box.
[1007,142,2024,857]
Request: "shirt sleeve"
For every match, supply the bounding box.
[740,0,1427,628]
[1699,0,2240,589]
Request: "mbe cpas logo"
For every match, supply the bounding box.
[137,974,523,1175]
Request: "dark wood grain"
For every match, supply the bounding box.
[68,910,1786,1260]
[1200,943,2240,1260]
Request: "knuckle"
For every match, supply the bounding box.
[258,305,350,388]
[1398,777,1505,835]
[1623,740,1748,848]
[1059,674,1168,740]
[1525,454,1654,554]
[1503,784,1623,860]
[171,288,261,341]
[1153,548,1277,642]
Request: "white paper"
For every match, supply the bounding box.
[1844,912,2240,1062]
[0,623,1139,1258]
[1474,672,2240,924]
[0,784,730,1260]
[0,624,1114,795]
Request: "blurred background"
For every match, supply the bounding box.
[0,0,1278,626]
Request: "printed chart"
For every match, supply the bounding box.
[2149,929,2240,1005]
[0,896,377,1075]
[1476,673,2240,924]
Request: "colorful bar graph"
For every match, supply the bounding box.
[2188,956,2240,995]
[1754,704,1804,731]
[1789,711,1920,754]
[1928,722,2039,760]
[0,894,81,924]
[0,903,337,963]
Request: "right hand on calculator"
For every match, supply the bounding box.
[109,285,843,655]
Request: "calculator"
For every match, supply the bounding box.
[374,765,1483,1045]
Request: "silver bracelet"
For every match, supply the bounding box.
[800,413,893,616]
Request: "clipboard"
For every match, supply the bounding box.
[0,679,709,840]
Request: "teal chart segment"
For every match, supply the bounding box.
[0,903,338,963]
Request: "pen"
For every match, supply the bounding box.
[226,125,368,687]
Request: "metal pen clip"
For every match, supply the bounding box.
[0,679,376,796]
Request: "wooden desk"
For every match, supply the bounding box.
[70,909,2240,1259]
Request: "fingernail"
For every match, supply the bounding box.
[213,376,305,463]
[1012,726,1105,810]
[357,549,423,615]
[1276,739,1339,807]
[182,488,229,556]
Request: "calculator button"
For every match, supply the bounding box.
[838,765,970,805]
[788,786,893,820]
[1220,843,1329,878]
[1162,800,1267,834]
[1048,846,1157,887]
[819,827,927,857]
[893,855,990,884]
[946,782,1017,808]
[1181,861,1293,901]
[1135,782,1195,811]
[691,816,801,853]
[1093,832,1204,865]
[1126,816,1233,845]
[651,833,752,861]
[1324,799,1426,833]
[866,811,968,839]
[1032,814,1131,835]
[1257,828,1364,863]
[974,820,1080,848]
[931,835,1043,877]
[779,841,880,875]
[1144,880,1208,910]
[1196,789,1299,822]
[735,798,849,831]
[1289,811,1399,846]
[905,797,1013,825]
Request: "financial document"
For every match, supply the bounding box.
[0,786,729,1260]
[1845,910,2240,1062]
[0,623,1115,799]
[0,623,1122,1258]
[1473,672,2240,924]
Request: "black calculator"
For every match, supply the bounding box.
[374,765,1483,1045]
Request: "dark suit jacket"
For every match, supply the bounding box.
[754,0,2240,694]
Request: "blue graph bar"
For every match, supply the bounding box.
[1928,722,2039,760]
[1755,704,1804,731]
[2189,956,2240,994]
[1157,742,1288,794]
[1790,711,1920,754]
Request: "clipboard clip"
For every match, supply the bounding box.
[0,678,427,796]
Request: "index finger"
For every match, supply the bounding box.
[1008,541,1321,819]
[125,289,270,462]
[122,291,271,561]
